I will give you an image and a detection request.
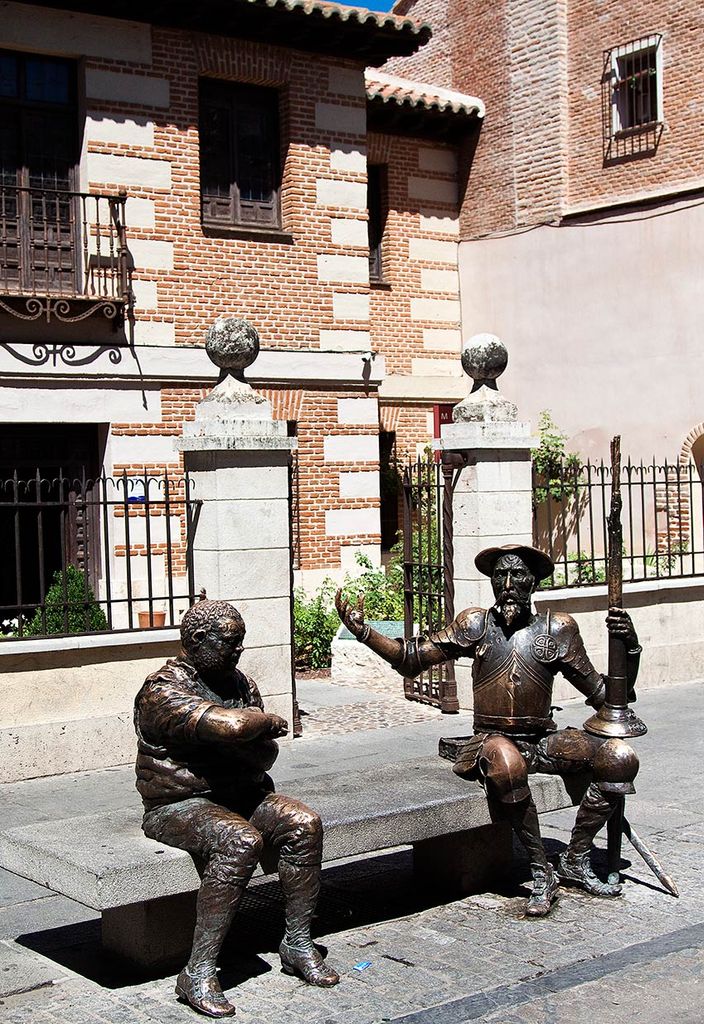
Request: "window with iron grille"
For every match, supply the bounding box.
[368,164,388,284]
[199,80,281,230]
[608,34,663,137]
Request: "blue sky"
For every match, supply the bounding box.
[349,0,396,10]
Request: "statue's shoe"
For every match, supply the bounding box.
[175,969,237,1018]
[557,851,622,897]
[279,940,340,987]
[524,865,559,917]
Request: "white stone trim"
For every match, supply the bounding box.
[110,433,179,465]
[131,279,159,311]
[419,209,460,236]
[421,268,460,293]
[418,148,458,174]
[325,507,380,536]
[316,179,366,210]
[127,239,174,271]
[330,218,368,247]
[327,67,366,97]
[332,292,370,321]
[0,345,386,386]
[133,320,176,346]
[380,374,467,402]
[408,177,458,205]
[1,2,152,64]
[330,146,367,174]
[339,471,380,498]
[412,357,463,378]
[86,69,170,108]
[337,397,378,425]
[423,328,462,352]
[410,298,461,323]
[87,153,171,190]
[124,197,156,229]
[315,102,366,135]
[324,435,378,462]
[85,114,154,148]
[409,238,458,263]
[317,254,369,284]
[320,329,372,352]
[0,385,163,421]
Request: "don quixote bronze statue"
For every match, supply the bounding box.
[336,439,677,914]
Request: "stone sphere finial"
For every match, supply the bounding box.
[205,317,260,381]
[461,333,508,393]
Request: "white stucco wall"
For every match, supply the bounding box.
[459,193,704,462]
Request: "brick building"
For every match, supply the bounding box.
[0,0,485,632]
[388,0,704,466]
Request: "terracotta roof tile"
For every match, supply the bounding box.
[365,69,485,118]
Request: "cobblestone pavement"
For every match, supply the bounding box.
[300,698,442,735]
[1,682,702,1024]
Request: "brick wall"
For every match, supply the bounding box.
[389,0,704,236]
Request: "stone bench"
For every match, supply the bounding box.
[0,757,576,968]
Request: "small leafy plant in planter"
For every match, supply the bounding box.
[23,565,109,637]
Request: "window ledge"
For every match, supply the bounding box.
[202,224,294,244]
[613,120,663,140]
[370,279,392,291]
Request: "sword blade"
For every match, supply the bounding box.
[622,816,679,897]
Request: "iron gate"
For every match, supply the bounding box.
[401,453,459,712]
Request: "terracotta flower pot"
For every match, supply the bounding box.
[138,610,166,628]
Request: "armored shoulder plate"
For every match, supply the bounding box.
[432,607,488,648]
[549,611,581,659]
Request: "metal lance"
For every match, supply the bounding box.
[584,435,647,739]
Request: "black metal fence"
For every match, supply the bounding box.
[402,454,459,712]
[0,470,201,639]
[533,457,704,589]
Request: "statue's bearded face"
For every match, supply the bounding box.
[187,617,245,676]
[491,554,535,626]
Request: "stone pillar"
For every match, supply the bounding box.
[435,335,535,710]
[176,318,296,725]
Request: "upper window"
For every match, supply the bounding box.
[199,79,281,231]
[368,164,388,284]
[609,34,663,136]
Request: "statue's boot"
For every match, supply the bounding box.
[177,867,254,1017]
[278,861,340,986]
[558,783,622,897]
[175,968,236,1019]
[505,798,560,917]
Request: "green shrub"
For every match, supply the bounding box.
[293,580,340,670]
[24,565,109,637]
[532,410,581,505]
[340,552,404,622]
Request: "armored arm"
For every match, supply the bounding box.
[335,589,483,678]
[557,610,640,707]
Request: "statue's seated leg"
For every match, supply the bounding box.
[249,794,340,987]
[143,797,264,1018]
[478,735,559,918]
[539,731,639,897]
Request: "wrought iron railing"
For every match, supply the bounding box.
[0,470,201,639]
[533,457,704,589]
[0,186,132,324]
[402,453,459,712]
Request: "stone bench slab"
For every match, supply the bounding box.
[0,757,574,913]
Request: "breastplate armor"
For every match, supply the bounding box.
[472,613,557,735]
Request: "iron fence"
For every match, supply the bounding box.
[402,453,459,712]
[0,470,201,639]
[0,186,132,324]
[533,457,704,589]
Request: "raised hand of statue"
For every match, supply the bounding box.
[264,714,289,738]
[606,606,638,650]
[334,588,367,641]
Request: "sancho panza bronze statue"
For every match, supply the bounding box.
[134,598,339,1018]
[336,543,641,917]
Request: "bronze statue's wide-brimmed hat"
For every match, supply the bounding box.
[475,544,554,581]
